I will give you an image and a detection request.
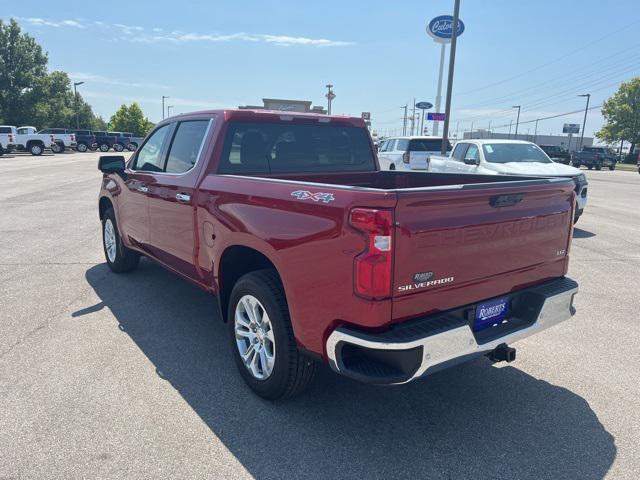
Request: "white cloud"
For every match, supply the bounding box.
[17,17,85,28]
[69,72,169,90]
[17,16,353,48]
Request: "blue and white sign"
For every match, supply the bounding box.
[427,15,465,44]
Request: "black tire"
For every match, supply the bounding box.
[609,164,615,171]
[228,270,316,400]
[51,141,65,154]
[99,143,110,152]
[389,164,396,170]
[595,161,602,171]
[113,143,124,152]
[127,143,137,151]
[101,208,140,273]
[587,165,593,170]
[0,146,4,157]
[29,142,44,156]
[89,145,98,151]
[76,142,88,153]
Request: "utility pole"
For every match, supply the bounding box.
[578,93,591,150]
[162,95,169,120]
[487,120,492,139]
[167,105,174,117]
[433,43,446,137]
[512,105,521,138]
[440,0,461,155]
[410,98,416,136]
[401,105,408,136]
[325,84,335,115]
[533,119,539,143]
[73,81,85,129]
[470,121,474,139]
[455,121,460,140]
[508,120,513,139]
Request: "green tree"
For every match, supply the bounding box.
[596,77,640,159]
[0,18,48,125]
[108,103,154,136]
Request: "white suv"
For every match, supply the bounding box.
[377,136,451,171]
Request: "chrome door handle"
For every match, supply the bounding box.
[137,185,148,193]
[176,193,191,203]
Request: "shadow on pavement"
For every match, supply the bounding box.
[574,228,596,239]
[78,261,616,479]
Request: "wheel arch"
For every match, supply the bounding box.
[217,245,283,323]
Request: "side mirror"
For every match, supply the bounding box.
[98,155,125,173]
[464,157,479,166]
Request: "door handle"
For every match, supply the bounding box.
[137,185,148,193]
[176,193,191,203]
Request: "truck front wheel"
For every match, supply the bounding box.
[228,270,316,400]
[102,208,140,273]
[99,143,110,152]
[29,142,44,156]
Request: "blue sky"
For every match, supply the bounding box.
[6,0,640,141]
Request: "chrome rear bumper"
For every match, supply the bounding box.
[326,278,578,385]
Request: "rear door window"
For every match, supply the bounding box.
[395,139,409,152]
[0,127,12,134]
[218,122,375,174]
[165,120,210,174]
[408,139,444,151]
[452,143,468,161]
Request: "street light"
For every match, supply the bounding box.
[167,105,174,117]
[162,95,170,119]
[512,105,521,137]
[440,0,461,155]
[325,84,335,115]
[73,81,85,129]
[578,94,591,150]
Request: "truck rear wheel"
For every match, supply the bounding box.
[76,142,88,152]
[99,143,110,152]
[228,270,316,400]
[101,208,140,273]
[51,141,65,154]
[113,143,124,152]
[29,142,44,156]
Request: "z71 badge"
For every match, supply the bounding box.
[291,190,335,203]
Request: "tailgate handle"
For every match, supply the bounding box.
[490,193,524,208]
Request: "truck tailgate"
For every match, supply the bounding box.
[392,178,574,319]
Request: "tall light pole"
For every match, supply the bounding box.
[73,81,85,129]
[512,105,521,138]
[534,119,539,143]
[401,104,408,136]
[167,105,174,117]
[325,84,335,115]
[578,93,591,150]
[440,0,461,155]
[162,95,169,119]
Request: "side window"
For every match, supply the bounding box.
[165,120,210,174]
[396,139,409,151]
[133,125,171,172]
[464,144,480,162]
[40,129,52,134]
[452,143,468,161]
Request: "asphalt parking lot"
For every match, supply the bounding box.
[1,151,639,479]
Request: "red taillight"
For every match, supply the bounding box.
[9,134,14,142]
[350,208,393,299]
[50,134,55,143]
[402,152,410,164]
[71,134,75,141]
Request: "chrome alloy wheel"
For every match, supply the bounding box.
[234,295,276,380]
[104,218,117,263]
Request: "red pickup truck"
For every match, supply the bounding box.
[98,110,578,399]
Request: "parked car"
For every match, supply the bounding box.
[571,146,617,170]
[0,125,17,156]
[94,131,118,152]
[122,132,144,151]
[429,140,588,223]
[97,109,578,399]
[38,128,77,153]
[70,129,97,152]
[538,144,570,164]
[14,126,56,155]
[377,136,451,171]
[107,132,130,152]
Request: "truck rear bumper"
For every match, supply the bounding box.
[326,277,578,385]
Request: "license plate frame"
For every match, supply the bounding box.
[474,296,510,331]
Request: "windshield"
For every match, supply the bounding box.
[482,143,551,164]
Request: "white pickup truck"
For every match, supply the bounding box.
[429,139,589,223]
[37,128,77,153]
[14,127,56,155]
[0,126,18,156]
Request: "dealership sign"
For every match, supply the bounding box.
[416,101,433,110]
[427,15,465,44]
[563,123,580,134]
[428,112,446,121]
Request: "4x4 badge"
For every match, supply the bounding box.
[291,190,335,203]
